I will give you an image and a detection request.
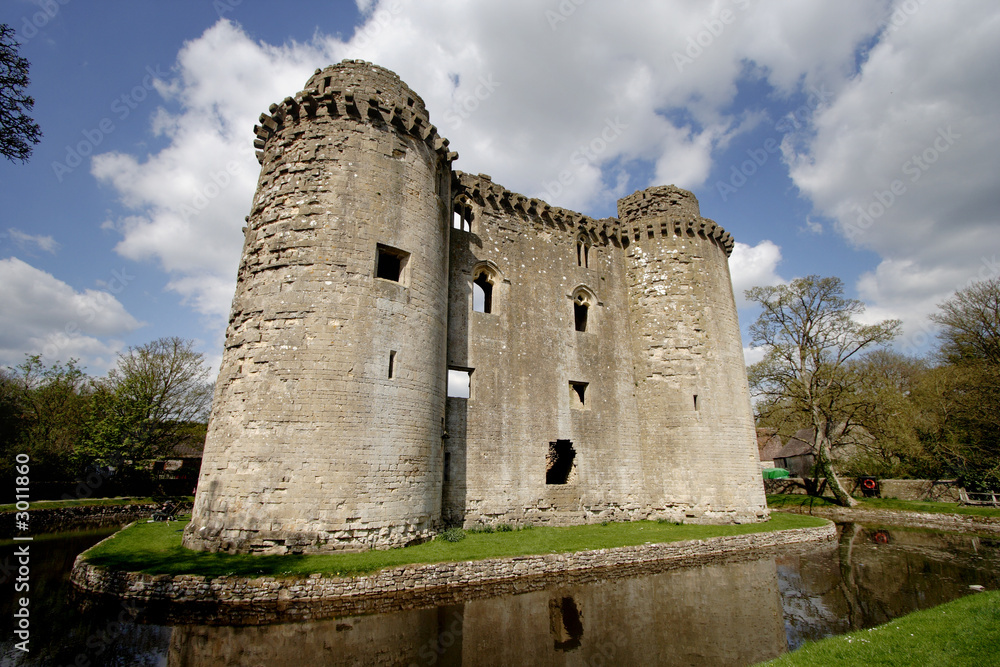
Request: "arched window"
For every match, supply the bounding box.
[571,286,596,332]
[576,234,590,268]
[472,263,499,314]
[453,196,473,232]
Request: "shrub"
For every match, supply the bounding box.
[441,527,466,543]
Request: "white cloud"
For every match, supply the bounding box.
[0,258,142,372]
[729,240,784,307]
[92,2,944,340]
[785,0,1000,336]
[743,345,767,367]
[7,228,60,254]
[92,20,337,325]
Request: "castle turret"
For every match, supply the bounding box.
[618,186,767,523]
[184,61,456,553]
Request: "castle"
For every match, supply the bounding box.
[183,61,767,554]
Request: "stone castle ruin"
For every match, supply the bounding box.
[184,61,767,554]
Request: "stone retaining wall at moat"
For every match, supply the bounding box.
[0,502,193,534]
[70,523,836,625]
[776,506,1000,534]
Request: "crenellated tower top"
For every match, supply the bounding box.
[617,185,734,256]
[252,59,458,166]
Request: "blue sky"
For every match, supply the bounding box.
[2,0,998,377]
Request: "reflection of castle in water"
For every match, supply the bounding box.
[167,558,788,666]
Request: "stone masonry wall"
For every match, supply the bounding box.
[185,60,769,553]
[619,187,767,522]
[185,62,456,554]
[446,172,644,528]
[73,523,835,625]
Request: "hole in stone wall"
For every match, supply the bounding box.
[574,300,588,332]
[693,394,699,410]
[569,382,588,410]
[447,368,472,399]
[388,350,396,379]
[576,236,590,268]
[473,273,494,313]
[375,244,409,283]
[453,197,473,232]
[549,596,584,652]
[546,440,576,484]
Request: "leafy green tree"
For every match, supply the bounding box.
[926,278,1000,490]
[747,276,901,506]
[78,337,212,485]
[0,355,92,483]
[839,350,927,478]
[0,24,42,162]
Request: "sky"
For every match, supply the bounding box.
[1,0,998,378]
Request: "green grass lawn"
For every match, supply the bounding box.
[81,512,827,579]
[766,494,1000,518]
[759,590,1000,666]
[0,496,193,513]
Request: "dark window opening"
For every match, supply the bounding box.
[546,439,576,485]
[388,350,396,379]
[453,198,472,232]
[693,394,699,410]
[473,273,494,313]
[549,596,584,652]
[447,368,472,399]
[444,451,451,483]
[576,238,590,268]
[574,299,588,332]
[375,244,408,282]
[570,381,588,409]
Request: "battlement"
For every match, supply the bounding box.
[618,186,734,256]
[252,59,458,165]
[455,173,734,255]
[454,170,617,242]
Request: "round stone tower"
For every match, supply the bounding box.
[184,61,457,553]
[618,186,767,523]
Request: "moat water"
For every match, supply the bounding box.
[2,522,998,666]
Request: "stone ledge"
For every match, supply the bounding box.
[776,506,1000,534]
[0,502,193,534]
[70,523,835,625]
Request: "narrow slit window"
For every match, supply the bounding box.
[375,244,409,283]
[453,197,472,232]
[569,381,588,410]
[444,451,451,483]
[388,350,396,379]
[576,236,590,268]
[447,368,472,399]
[546,440,576,485]
[473,273,493,313]
[693,394,699,411]
[574,298,588,332]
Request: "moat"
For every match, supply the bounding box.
[2,522,998,666]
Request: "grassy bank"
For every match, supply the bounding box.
[760,590,1000,666]
[767,494,1000,518]
[81,512,827,578]
[0,496,193,513]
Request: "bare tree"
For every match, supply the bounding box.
[0,24,42,163]
[747,276,901,506]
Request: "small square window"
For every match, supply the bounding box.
[569,381,589,410]
[447,368,473,399]
[375,244,409,283]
